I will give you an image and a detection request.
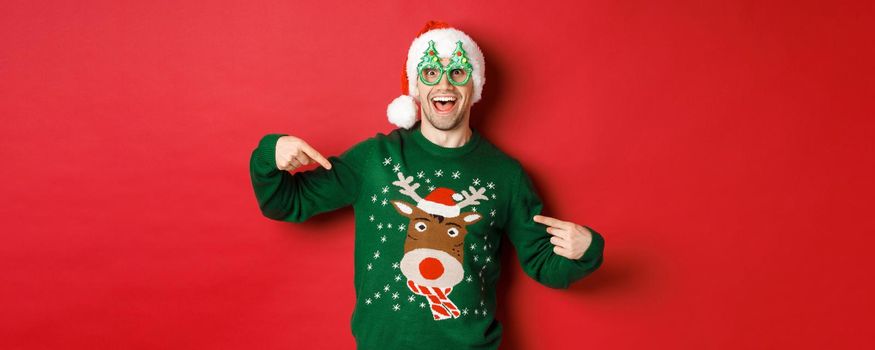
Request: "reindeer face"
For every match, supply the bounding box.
[389,172,489,289]
[390,200,482,262]
[391,199,482,289]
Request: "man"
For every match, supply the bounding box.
[249,21,605,350]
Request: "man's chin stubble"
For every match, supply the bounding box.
[426,114,463,130]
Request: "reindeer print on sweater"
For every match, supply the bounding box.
[361,157,499,321]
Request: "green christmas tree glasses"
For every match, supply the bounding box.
[417,40,474,86]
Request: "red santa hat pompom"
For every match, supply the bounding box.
[387,20,486,129]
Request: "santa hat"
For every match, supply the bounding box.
[387,20,486,129]
[416,187,465,218]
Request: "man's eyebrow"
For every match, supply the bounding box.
[446,222,461,227]
[414,217,431,221]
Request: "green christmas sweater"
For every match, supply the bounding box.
[249,121,605,349]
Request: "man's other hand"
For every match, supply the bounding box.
[533,214,593,260]
[275,135,332,172]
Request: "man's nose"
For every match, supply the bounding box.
[436,70,454,89]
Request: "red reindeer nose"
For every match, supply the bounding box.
[419,257,444,280]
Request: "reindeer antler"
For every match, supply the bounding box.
[456,186,488,209]
[392,172,424,203]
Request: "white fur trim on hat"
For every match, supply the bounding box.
[387,95,418,129]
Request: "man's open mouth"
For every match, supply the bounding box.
[432,95,457,114]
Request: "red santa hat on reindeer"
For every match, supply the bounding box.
[416,187,466,218]
[386,21,486,129]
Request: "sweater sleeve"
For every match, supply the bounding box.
[249,133,370,223]
[504,165,606,289]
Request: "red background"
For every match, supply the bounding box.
[2,1,873,349]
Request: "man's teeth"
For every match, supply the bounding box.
[432,96,457,102]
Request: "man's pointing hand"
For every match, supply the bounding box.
[274,135,333,172]
[533,214,593,260]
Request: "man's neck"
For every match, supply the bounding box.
[419,119,472,148]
